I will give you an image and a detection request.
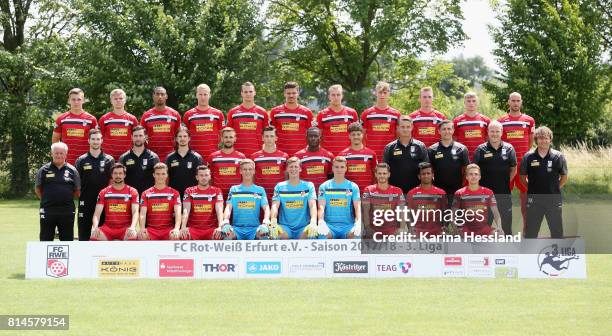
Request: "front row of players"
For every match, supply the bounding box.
[89,155,502,241]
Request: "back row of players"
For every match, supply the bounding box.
[44,81,567,241]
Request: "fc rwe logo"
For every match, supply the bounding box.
[46,245,69,278]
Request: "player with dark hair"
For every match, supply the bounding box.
[362,162,406,237]
[180,165,226,240]
[140,86,181,160]
[138,163,182,240]
[270,82,314,156]
[166,126,204,199]
[119,125,160,195]
[361,81,401,158]
[208,127,247,197]
[226,82,269,156]
[294,127,334,192]
[406,162,447,237]
[339,122,378,192]
[316,84,358,155]
[250,126,289,203]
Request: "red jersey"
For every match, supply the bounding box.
[226,104,269,156]
[183,106,225,158]
[406,186,447,235]
[269,104,313,155]
[53,111,98,165]
[408,110,446,148]
[338,146,378,192]
[294,147,334,191]
[453,113,490,158]
[250,149,289,202]
[140,107,182,159]
[362,184,405,234]
[183,185,223,229]
[96,185,139,228]
[498,113,535,163]
[208,149,246,197]
[360,106,401,158]
[452,186,496,232]
[98,111,139,161]
[315,107,358,155]
[140,186,181,229]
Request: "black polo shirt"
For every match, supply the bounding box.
[427,141,469,195]
[119,148,160,195]
[473,141,517,194]
[520,148,567,194]
[75,151,114,202]
[383,138,429,193]
[35,162,81,213]
[166,149,204,198]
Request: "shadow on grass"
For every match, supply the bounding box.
[8,273,25,280]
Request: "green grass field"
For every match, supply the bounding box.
[1,200,611,335]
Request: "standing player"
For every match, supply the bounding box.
[270,82,314,156]
[180,165,225,240]
[453,164,503,237]
[316,84,359,155]
[223,159,271,240]
[140,87,181,160]
[183,84,225,158]
[406,162,448,237]
[75,129,114,241]
[250,126,289,203]
[294,127,334,192]
[98,89,139,161]
[52,88,98,165]
[408,87,446,147]
[473,121,517,235]
[270,157,318,239]
[317,156,362,239]
[138,163,182,240]
[119,126,160,196]
[383,116,429,193]
[498,92,536,228]
[453,92,490,158]
[520,126,568,238]
[90,163,140,241]
[362,163,406,237]
[339,122,378,193]
[208,127,247,197]
[165,126,204,199]
[427,120,469,206]
[361,81,401,158]
[226,82,269,156]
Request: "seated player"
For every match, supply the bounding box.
[270,157,318,239]
[138,163,182,240]
[406,162,447,238]
[180,165,226,240]
[222,159,271,240]
[452,164,503,237]
[362,163,406,237]
[317,156,361,239]
[91,163,140,240]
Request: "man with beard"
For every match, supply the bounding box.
[294,127,334,192]
[119,126,160,195]
[166,126,204,199]
[140,87,181,159]
[208,127,247,197]
[180,165,226,240]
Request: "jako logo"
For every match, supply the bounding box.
[537,244,579,277]
[246,261,281,274]
[203,263,236,273]
[333,261,368,273]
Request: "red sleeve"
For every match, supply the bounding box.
[262,108,269,127]
[96,189,106,205]
[306,108,313,126]
[218,110,225,128]
[182,110,190,125]
[130,115,139,129]
[269,108,278,128]
[131,188,139,205]
[183,189,192,204]
[98,114,107,134]
[173,190,181,206]
[172,111,181,133]
[140,192,148,207]
[53,114,62,132]
[140,112,147,126]
[226,109,235,128]
[90,114,98,128]
[406,192,413,209]
[360,109,367,124]
[373,151,378,165]
[351,109,358,122]
[215,188,224,203]
[316,111,323,126]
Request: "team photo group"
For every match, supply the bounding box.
[36,80,568,242]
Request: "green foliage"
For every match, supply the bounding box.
[486,0,612,144]
[450,55,493,87]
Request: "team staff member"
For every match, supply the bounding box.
[383,116,429,193]
[250,126,289,203]
[226,82,269,156]
[520,126,568,239]
[339,122,378,192]
[140,86,181,160]
[316,84,358,155]
[406,162,447,237]
[453,92,490,158]
[52,88,98,165]
[35,142,81,241]
[75,129,114,241]
[473,121,517,235]
[139,163,182,240]
[270,82,314,156]
[119,126,160,195]
[90,163,140,241]
[183,84,225,158]
[427,120,469,205]
[181,165,225,240]
[361,81,401,158]
[362,163,406,237]
[98,89,139,161]
[208,127,247,197]
[294,127,334,191]
[166,126,204,199]
[408,87,446,147]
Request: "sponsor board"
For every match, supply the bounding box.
[374,257,414,278]
[245,261,282,276]
[332,260,369,277]
[201,259,239,279]
[159,259,194,278]
[47,245,69,278]
[442,255,465,277]
[288,258,326,278]
[467,256,493,278]
[98,259,140,278]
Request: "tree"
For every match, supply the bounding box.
[267,0,465,111]
[486,0,611,144]
[450,55,493,87]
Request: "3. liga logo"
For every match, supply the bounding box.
[46,245,69,278]
[537,244,579,277]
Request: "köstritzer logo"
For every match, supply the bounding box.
[333,261,368,273]
[246,261,281,274]
[47,245,69,278]
[537,244,579,277]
